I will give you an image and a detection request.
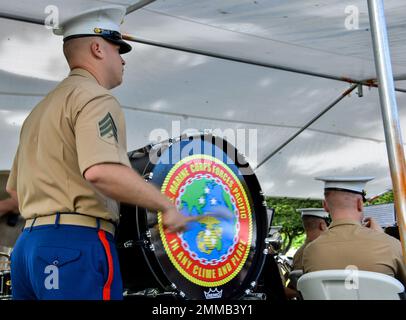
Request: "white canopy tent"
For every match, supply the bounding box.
[0,0,405,202]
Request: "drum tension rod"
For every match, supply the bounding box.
[122,240,149,248]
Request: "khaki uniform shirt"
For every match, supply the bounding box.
[303,219,406,285]
[292,239,310,271]
[7,68,131,223]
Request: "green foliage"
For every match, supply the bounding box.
[292,233,306,249]
[266,197,322,254]
[366,190,394,205]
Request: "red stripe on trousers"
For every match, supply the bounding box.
[98,230,114,300]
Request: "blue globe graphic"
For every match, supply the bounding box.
[179,178,237,262]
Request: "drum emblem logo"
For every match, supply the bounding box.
[159,154,253,287]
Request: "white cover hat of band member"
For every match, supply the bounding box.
[296,208,329,219]
[315,176,374,196]
[53,5,132,54]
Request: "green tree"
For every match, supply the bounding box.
[266,197,322,254]
[366,190,393,205]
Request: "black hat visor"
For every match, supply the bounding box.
[64,28,132,54]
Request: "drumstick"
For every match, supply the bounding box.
[152,207,235,232]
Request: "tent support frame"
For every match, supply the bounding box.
[122,35,406,94]
[368,0,406,263]
[1,11,406,94]
[254,84,358,170]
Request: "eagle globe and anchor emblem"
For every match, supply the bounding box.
[159,154,253,299]
[180,177,235,259]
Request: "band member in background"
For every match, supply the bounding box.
[292,208,329,271]
[303,176,406,286]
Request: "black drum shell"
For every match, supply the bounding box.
[117,134,283,300]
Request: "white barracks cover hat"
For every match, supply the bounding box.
[315,176,374,200]
[296,208,329,219]
[53,5,132,54]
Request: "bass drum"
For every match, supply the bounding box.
[117,134,269,300]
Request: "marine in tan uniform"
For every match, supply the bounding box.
[292,240,309,271]
[292,208,329,271]
[302,176,406,286]
[6,6,191,300]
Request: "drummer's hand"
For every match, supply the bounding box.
[162,206,191,233]
[362,217,384,232]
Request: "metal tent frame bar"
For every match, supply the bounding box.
[254,84,358,170]
[122,35,406,93]
[0,11,405,93]
[368,0,406,263]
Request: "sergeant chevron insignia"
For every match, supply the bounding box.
[98,112,118,143]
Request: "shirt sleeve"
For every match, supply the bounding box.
[74,94,131,176]
[6,146,20,191]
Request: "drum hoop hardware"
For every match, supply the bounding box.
[167,283,186,299]
[123,240,134,248]
[122,232,154,250]
[123,239,150,248]
[120,133,270,300]
[143,172,153,180]
[244,280,258,295]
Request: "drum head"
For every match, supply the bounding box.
[127,134,268,300]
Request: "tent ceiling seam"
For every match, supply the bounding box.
[1,12,406,92]
[0,91,401,144]
[120,104,392,144]
[92,0,129,6]
[142,7,406,70]
[127,36,406,93]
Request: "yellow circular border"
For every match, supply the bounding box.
[158,154,253,287]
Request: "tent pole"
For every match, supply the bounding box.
[368,0,406,263]
[126,0,156,14]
